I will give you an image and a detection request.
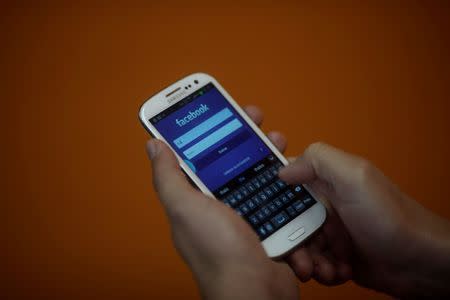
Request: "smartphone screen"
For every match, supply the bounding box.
[150,82,317,240]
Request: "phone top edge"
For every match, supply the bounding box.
[138,72,215,123]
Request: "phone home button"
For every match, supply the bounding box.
[288,227,305,241]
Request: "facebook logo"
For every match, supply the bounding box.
[175,104,209,127]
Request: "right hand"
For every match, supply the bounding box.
[279,142,450,298]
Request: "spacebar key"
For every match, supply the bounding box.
[271,211,289,228]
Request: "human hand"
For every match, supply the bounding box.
[146,106,299,300]
[281,143,450,298]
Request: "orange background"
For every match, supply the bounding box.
[2,1,450,299]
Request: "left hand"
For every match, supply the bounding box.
[146,106,299,300]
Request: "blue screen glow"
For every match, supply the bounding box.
[152,84,272,191]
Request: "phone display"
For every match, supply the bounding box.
[149,82,317,240]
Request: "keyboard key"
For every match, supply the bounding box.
[263,222,275,233]
[239,203,250,215]
[227,195,238,207]
[233,191,244,202]
[246,199,256,210]
[263,170,274,181]
[268,202,277,212]
[257,191,268,203]
[270,182,280,193]
[293,185,302,193]
[286,190,295,199]
[303,196,315,206]
[237,175,247,183]
[271,211,289,228]
[262,206,271,217]
[275,179,286,189]
[280,194,289,204]
[249,214,259,225]
[251,178,262,189]
[286,205,297,217]
[292,200,305,212]
[239,186,250,197]
[263,187,274,198]
[246,182,257,194]
[257,226,267,237]
[251,195,262,206]
[258,174,268,185]
[269,165,278,176]
[255,209,265,220]
[256,209,266,221]
[274,197,283,208]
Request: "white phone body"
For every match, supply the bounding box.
[139,72,326,258]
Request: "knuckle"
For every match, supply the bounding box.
[354,158,375,183]
[305,141,328,157]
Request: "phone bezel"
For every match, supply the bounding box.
[139,72,326,258]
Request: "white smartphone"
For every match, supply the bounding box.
[139,73,326,258]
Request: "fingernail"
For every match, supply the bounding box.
[148,139,159,159]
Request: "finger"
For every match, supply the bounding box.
[322,217,353,262]
[267,131,287,153]
[146,139,200,209]
[287,156,296,163]
[279,142,366,190]
[335,262,352,283]
[286,247,314,282]
[320,249,352,285]
[279,154,315,185]
[311,253,337,285]
[243,105,264,126]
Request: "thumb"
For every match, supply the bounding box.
[146,139,199,210]
[279,142,367,196]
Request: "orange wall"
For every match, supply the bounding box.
[3,1,450,299]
